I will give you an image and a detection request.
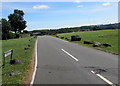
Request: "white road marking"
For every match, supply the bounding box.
[61,48,79,61]
[30,38,38,86]
[91,71,116,86]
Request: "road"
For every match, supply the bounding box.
[33,36,118,85]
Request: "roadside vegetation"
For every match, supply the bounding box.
[1,9,28,40]
[1,9,37,85]
[56,29,118,55]
[2,37,36,84]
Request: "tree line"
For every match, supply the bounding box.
[1,9,27,40]
[31,23,119,35]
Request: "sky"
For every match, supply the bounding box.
[2,2,118,31]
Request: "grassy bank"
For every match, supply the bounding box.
[57,29,118,54]
[2,37,36,85]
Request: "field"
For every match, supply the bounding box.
[57,29,118,54]
[2,37,36,85]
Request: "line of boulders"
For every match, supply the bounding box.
[83,40,111,47]
[4,37,36,77]
[9,37,35,76]
[57,35,111,48]
[24,38,33,53]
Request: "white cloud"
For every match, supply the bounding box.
[102,2,110,6]
[77,5,84,8]
[74,0,81,3]
[33,5,50,9]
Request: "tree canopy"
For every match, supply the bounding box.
[8,9,27,33]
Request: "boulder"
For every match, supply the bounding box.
[71,35,81,41]
[84,41,94,44]
[93,42,101,47]
[28,44,31,47]
[10,71,22,76]
[102,43,111,47]
[24,47,29,50]
[10,59,22,65]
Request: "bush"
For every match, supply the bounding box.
[2,34,7,40]
[2,33,20,40]
[7,33,15,39]
[23,30,29,33]
[14,33,20,38]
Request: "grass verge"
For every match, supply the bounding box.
[56,29,118,55]
[2,37,36,85]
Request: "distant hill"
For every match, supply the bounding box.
[31,23,119,35]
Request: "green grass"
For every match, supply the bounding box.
[57,29,118,54]
[2,37,36,85]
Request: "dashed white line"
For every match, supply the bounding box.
[30,38,38,86]
[61,48,79,61]
[91,71,116,86]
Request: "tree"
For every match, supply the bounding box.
[1,18,12,39]
[8,9,27,33]
[2,18,11,33]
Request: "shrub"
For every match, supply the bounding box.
[2,34,7,40]
[7,33,15,39]
[14,33,20,38]
[2,33,20,40]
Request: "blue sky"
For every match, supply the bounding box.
[2,2,118,31]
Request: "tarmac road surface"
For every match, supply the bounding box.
[33,36,118,85]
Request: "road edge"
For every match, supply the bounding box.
[30,37,38,86]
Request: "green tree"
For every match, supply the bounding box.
[1,18,12,39]
[2,18,11,33]
[8,9,27,33]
